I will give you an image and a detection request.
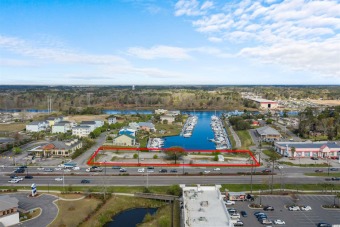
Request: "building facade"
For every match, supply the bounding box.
[0,195,19,227]
[72,126,91,137]
[26,121,48,132]
[113,134,136,146]
[29,139,82,157]
[256,126,281,142]
[52,121,71,134]
[108,117,117,124]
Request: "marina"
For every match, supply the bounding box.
[209,115,232,150]
[147,137,165,150]
[180,115,198,138]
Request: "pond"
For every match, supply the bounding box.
[103,207,158,227]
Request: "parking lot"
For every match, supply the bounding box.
[228,195,340,226]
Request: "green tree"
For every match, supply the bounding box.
[133,153,139,159]
[13,147,22,154]
[164,146,185,164]
[291,147,296,158]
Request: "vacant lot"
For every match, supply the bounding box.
[66,114,109,123]
[0,123,26,132]
[310,100,340,106]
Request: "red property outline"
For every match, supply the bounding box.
[87,147,260,167]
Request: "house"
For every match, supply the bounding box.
[72,126,91,137]
[0,195,19,227]
[108,116,117,124]
[138,122,156,132]
[251,120,260,127]
[79,121,97,131]
[29,139,82,158]
[128,122,140,131]
[112,134,136,146]
[275,141,340,158]
[160,115,176,124]
[256,126,281,142]
[46,116,63,126]
[167,110,180,116]
[119,128,136,137]
[52,121,71,134]
[155,109,167,115]
[94,120,104,128]
[26,121,48,132]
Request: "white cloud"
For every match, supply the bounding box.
[127,45,191,60]
[174,0,340,77]
[201,1,214,10]
[174,0,214,16]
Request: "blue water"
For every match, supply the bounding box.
[103,110,153,115]
[104,208,157,227]
[163,111,225,150]
[0,109,50,113]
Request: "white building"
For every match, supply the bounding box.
[26,121,48,132]
[0,195,19,227]
[108,116,117,124]
[72,126,91,137]
[181,184,233,227]
[52,121,71,134]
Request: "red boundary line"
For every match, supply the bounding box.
[87,146,260,167]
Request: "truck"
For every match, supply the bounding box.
[86,166,103,172]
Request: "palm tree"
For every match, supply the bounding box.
[291,146,296,158]
[266,155,282,194]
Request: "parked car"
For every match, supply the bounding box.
[311,157,319,160]
[230,213,240,219]
[54,167,62,171]
[119,168,127,172]
[213,168,220,171]
[159,169,167,173]
[225,200,235,205]
[14,168,25,173]
[233,220,244,226]
[170,169,177,173]
[55,177,63,181]
[240,210,247,217]
[261,219,272,225]
[24,175,33,179]
[64,169,71,172]
[112,166,121,169]
[317,223,332,227]
[301,205,312,211]
[138,168,145,173]
[274,219,285,225]
[262,169,271,173]
[254,212,266,217]
[81,179,90,183]
[8,179,20,183]
[331,177,340,181]
[315,169,323,172]
[73,166,80,170]
[288,206,300,211]
[44,168,53,172]
[37,167,44,170]
[263,206,274,211]
[13,176,23,181]
[203,170,211,174]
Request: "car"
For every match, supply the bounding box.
[315,169,323,172]
[159,169,167,173]
[331,177,340,181]
[119,168,127,172]
[311,157,319,160]
[147,169,154,173]
[14,168,25,173]
[262,169,271,173]
[24,175,33,179]
[112,166,121,169]
[37,167,44,170]
[138,168,145,173]
[170,169,177,173]
[19,165,27,169]
[54,167,62,171]
[55,177,63,181]
[203,170,211,174]
[330,168,339,171]
[8,179,19,183]
[73,166,80,170]
[263,206,274,211]
[275,165,283,169]
[233,221,244,226]
[213,168,220,171]
[13,176,23,181]
[230,213,240,219]
[261,219,272,225]
[288,206,300,211]
[274,219,285,225]
[300,205,312,211]
[258,216,268,222]
[317,223,332,227]
[81,179,90,183]
[228,208,237,214]
[225,200,235,205]
[254,212,266,217]
[64,169,71,172]
[57,164,65,168]
[44,168,53,172]
[240,211,247,217]
[257,214,268,219]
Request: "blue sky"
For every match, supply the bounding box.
[0,0,339,85]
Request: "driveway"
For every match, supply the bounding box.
[10,193,58,227]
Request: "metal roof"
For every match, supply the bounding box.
[256,126,281,136]
[276,141,340,149]
[0,195,18,210]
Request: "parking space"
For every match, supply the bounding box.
[226,195,340,227]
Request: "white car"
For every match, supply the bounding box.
[213,168,220,171]
[225,200,236,205]
[274,219,285,225]
[57,164,65,168]
[8,179,20,183]
[147,169,154,173]
[138,168,145,173]
[55,177,63,181]
[54,167,62,171]
[13,177,23,181]
[301,205,312,211]
[73,166,80,170]
[203,170,211,174]
[37,167,44,170]
[288,206,300,211]
[64,169,71,172]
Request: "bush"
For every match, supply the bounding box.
[133,153,139,159]
[153,154,158,159]
[166,185,182,196]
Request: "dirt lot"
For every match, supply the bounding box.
[65,114,109,123]
[0,122,26,132]
[310,100,340,106]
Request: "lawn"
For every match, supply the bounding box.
[235,130,254,150]
[49,196,102,227]
[278,161,330,167]
[0,123,26,132]
[262,149,282,159]
[305,172,340,177]
[225,126,236,149]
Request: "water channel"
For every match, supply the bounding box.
[103,208,157,227]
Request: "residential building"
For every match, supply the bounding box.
[72,126,91,137]
[79,121,97,131]
[160,115,175,124]
[180,184,233,227]
[155,109,167,115]
[108,116,117,124]
[46,116,63,126]
[138,122,156,132]
[94,120,104,128]
[113,134,136,146]
[167,110,180,116]
[26,121,48,132]
[0,195,19,227]
[52,121,71,134]
[275,141,340,158]
[128,122,140,131]
[29,139,82,157]
[256,126,281,142]
[119,128,136,137]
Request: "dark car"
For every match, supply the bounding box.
[112,166,121,169]
[311,157,319,160]
[170,169,177,173]
[254,212,265,216]
[240,210,247,217]
[317,223,332,227]
[159,169,167,173]
[24,175,33,179]
[331,177,340,181]
[315,169,323,173]
[19,165,27,169]
[119,168,127,172]
[330,168,339,171]
[263,206,274,211]
[262,169,271,173]
[14,168,25,173]
[81,179,90,184]
[9,175,17,178]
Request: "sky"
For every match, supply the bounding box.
[0,0,339,85]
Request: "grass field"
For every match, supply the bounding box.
[236,130,254,150]
[0,123,26,132]
[66,114,109,123]
[278,161,330,167]
[263,149,282,159]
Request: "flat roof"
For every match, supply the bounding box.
[247,97,277,103]
[182,185,233,227]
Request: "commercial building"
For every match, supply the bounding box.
[246,97,278,109]
[112,134,136,146]
[29,139,82,157]
[0,195,19,227]
[274,141,340,158]
[256,126,281,142]
[181,184,234,227]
